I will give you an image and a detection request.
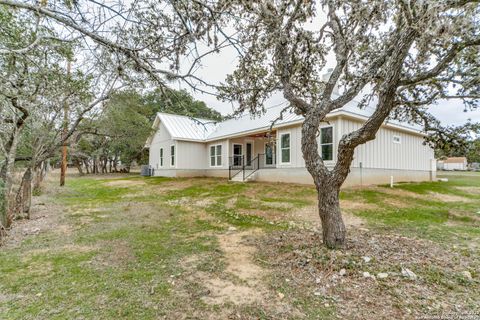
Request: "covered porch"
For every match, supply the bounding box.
[226,131,278,181]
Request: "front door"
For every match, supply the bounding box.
[265,143,276,166]
[246,142,253,167]
[233,144,243,166]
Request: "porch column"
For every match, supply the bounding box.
[226,139,230,168]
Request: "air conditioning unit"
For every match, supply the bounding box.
[141,165,154,177]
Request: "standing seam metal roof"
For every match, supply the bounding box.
[156,100,423,142]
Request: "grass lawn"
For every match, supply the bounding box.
[0,172,479,319]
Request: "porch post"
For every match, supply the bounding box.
[226,139,230,179]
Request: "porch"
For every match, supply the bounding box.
[226,132,278,181]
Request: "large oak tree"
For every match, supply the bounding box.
[219,0,480,248]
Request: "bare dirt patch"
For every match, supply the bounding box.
[90,240,136,269]
[200,229,269,306]
[258,229,479,319]
[291,203,367,228]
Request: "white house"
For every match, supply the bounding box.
[145,103,436,187]
[438,157,468,171]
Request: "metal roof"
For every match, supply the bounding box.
[152,100,424,144]
[156,113,217,141]
[443,157,467,163]
[206,105,303,140]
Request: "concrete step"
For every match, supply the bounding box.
[229,170,257,182]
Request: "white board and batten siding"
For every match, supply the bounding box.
[176,141,207,169]
[274,117,433,172]
[149,122,176,172]
[339,117,434,171]
[275,122,338,168]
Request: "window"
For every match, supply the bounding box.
[170,145,175,166]
[210,144,222,167]
[320,127,333,161]
[280,133,291,164]
[393,135,401,144]
[159,148,164,167]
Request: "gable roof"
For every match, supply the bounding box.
[146,101,425,145]
[156,112,217,141]
[444,157,467,163]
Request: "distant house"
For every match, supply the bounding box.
[145,103,436,187]
[438,157,468,171]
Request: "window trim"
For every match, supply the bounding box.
[279,132,291,165]
[320,125,334,162]
[393,135,401,144]
[170,144,175,167]
[159,148,164,168]
[209,144,223,167]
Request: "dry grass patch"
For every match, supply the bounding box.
[455,186,480,195]
[104,179,146,187]
[428,192,473,203]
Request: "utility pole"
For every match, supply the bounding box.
[60,60,70,186]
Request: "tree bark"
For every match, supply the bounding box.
[83,159,90,174]
[74,159,84,175]
[318,186,346,248]
[15,168,32,218]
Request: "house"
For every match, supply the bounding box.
[145,103,436,187]
[438,157,468,171]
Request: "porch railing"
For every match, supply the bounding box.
[229,153,276,181]
[228,155,244,180]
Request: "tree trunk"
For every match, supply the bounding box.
[0,128,24,230]
[83,160,90,174]
[93,157,97,174]
[74,159,84,175]
[15,168,32,218]
[318,187,346,249]
[33,165,43,195]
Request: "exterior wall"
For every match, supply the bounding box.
[149,115,436,184]
[177,141,207,169]
[149,122,176,173]
[443,162,467,171]
[276,122,338,168]
[255,167,434,187]
[338,117,435,172]
[276,125,305,168]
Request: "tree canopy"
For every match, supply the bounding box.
[70,89,222,173]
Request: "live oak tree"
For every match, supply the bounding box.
[219,0,480,248]
[0,0,227,235]
[0,6,74,230]
[426,121,480,160]
[0,5,111,230]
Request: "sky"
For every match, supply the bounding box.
[172,8,479,128]
[175,44,480,127]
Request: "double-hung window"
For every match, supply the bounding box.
[159,148,164,167]
[170,145,175,166]
[210,145,222,166]
[280,133,291,164]
[320,127,333,161]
